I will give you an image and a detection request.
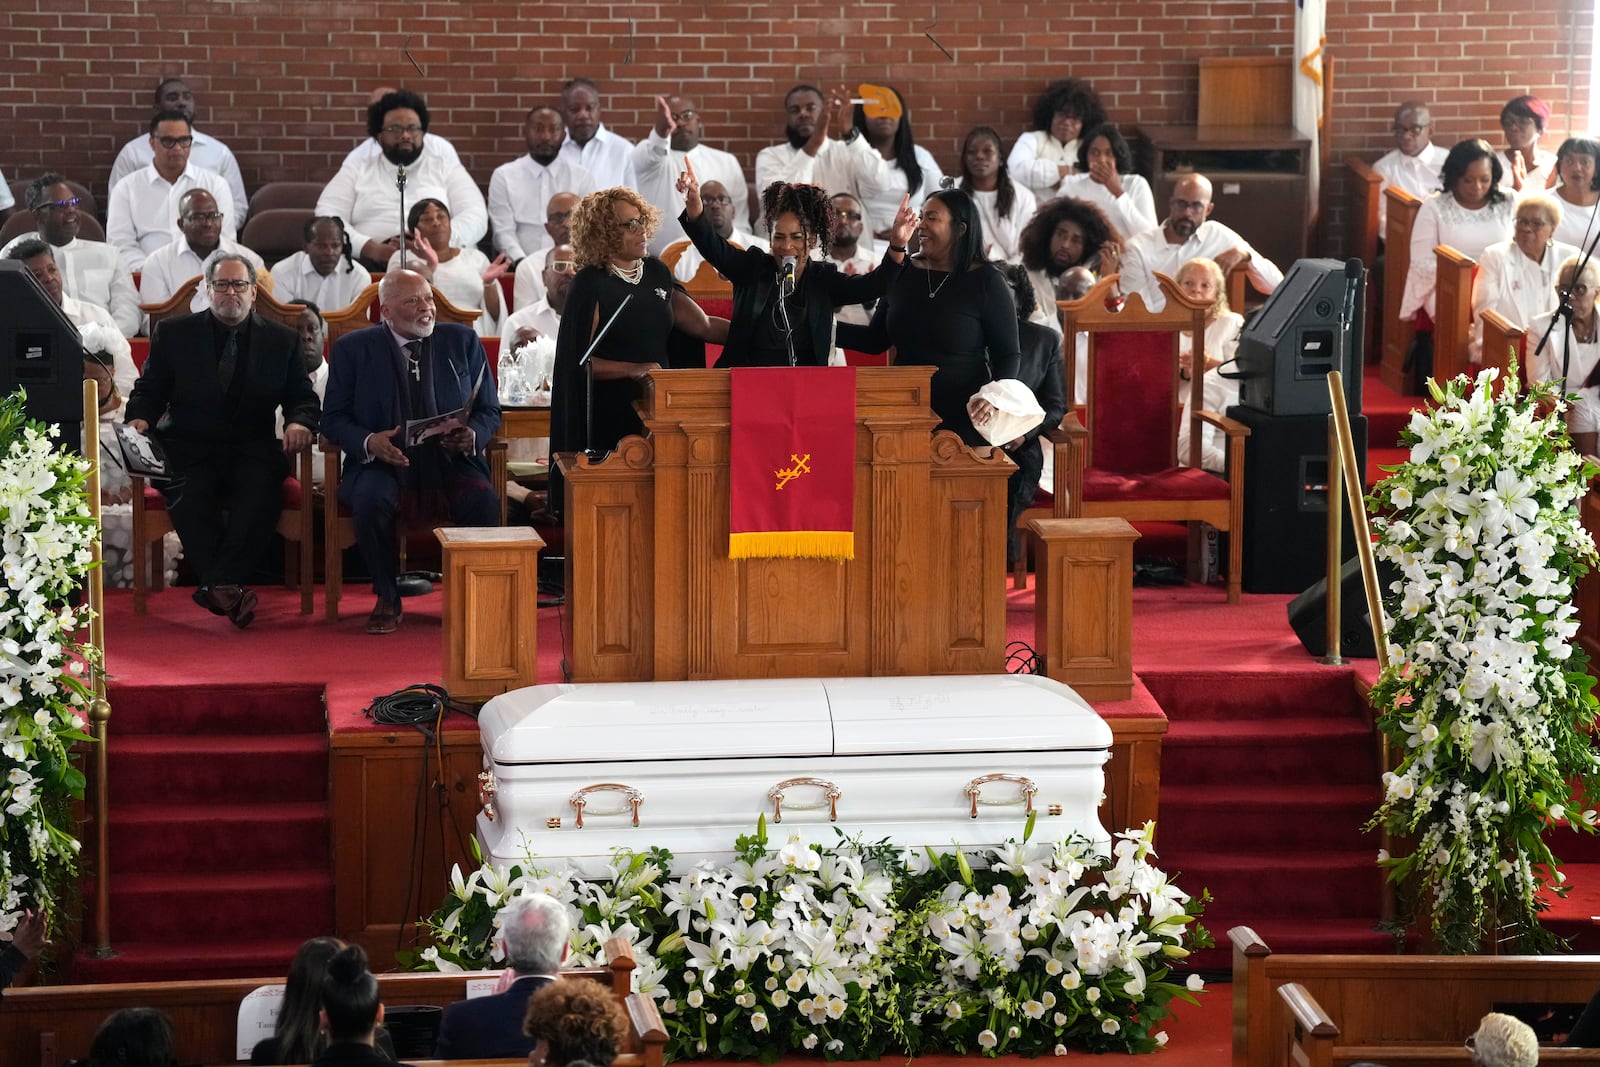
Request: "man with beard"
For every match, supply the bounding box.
[106,110,237,271]
[512,191,580,310]
[824,192,875,328]
[1,172,140,336]
[316,89,487,269]
[557,78,636,189]
[125,254,319,628]
[343,85,462,168]
[139,188,264,313]
[670,181,766,283]
[488,106,595,266]
[1117,173,1281,311]
[632,93,750,252]
[754,86,838,213]
[108,78,248,227]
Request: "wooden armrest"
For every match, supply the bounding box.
[1278,982,1338,1037]
[1043,424,1073,444]
[1195,409,1252,437]
[1345,155,1380,182]
[1228,925,1269,955]
[1059,412,1087,440]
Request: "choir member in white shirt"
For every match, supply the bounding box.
[107,79,248,228]
[1172,258,1247,473]
[343,85,462,169]
[1551,138,1600,252]
[1400,140,1517,323]
[669,182,767,282]
[957,127,1036,265]
[753,86,853,220]
[269,216,371,312]
[504,244,574,348]
[1056,124,1158,241]
[388,198,510,338]
[138,189,265,315]
[1118,173,1283,312]
[1019,196,1122,335]
[1007,79,1107,204]
[1497,95,1558,195]
[1530,255,1600,454]
[557,79,637,190]
[0,167,12,216]
[632,93,751,254]
[316,89,488,269]
[513,192,579,311]
[823,193,877,335]
[1,173,139,336]
[1471,195,1576,363]
[106,111,236,272]
[489,105,596,266]
[831,85,944,250]
[1371,101,1450,230]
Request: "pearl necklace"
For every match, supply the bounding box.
[610,259,644,285]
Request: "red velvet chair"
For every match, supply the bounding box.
[1056,274,1251,603]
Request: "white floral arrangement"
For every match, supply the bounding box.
[0,393,98,946]
[1369,366,1600,953]
[410,818,1209,1059]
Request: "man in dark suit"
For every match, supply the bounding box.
[434,892,570,1059]
[125,254,319,627]
[321,269,501,634]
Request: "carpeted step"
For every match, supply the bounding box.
[109,802,330,874]
[106,682,327,735]
[1546,825,1600,864]
[108,870,333,942]
[63,936,312,984]
[1141,668,1364,722]
[1183,916,1404,971]
[107,734,328,804]
[1162,851,1383,921]
[1162,718,1379,785]
[1157,784,1380,854]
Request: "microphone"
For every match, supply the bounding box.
[395,164,408,191]
[1340,257,1363,330]
[780,255,796,295]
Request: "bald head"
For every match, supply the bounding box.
[1167,174,1215,241]
[545,191,579,244]
[1393,101,1433,157]
[666,93,702,151]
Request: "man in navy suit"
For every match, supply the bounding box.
[322,269,501,634]
[435,892,571,1059]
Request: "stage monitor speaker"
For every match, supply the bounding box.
[0,260,87,432]
[1288,556,1398,659]
[1234,257,1364,418]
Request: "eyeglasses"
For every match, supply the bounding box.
[1515,216,1553,229]
[208,279,253,293]
[548,260,576,274]
[155,135,194,149]
[381,124,424,136]
[1571,284,1594,295]
[617,217,647,233]
[835,210,863,220]
[547,210,573,223]
[703,195,733,205]
[42,197,81,211]
[670,108,697,122]
[1393,124,1429,134]
[1171,198,1208,213]
[184,212,224,224]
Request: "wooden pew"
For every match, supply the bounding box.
[1379,187,1423,394]
[1479,308,1528,393]
[1431,244,1477,386]
[1344,156,1382,266]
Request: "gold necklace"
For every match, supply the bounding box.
[925,263,953,299]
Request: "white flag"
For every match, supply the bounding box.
[1294,0,1326,223]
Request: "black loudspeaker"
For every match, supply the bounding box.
[1229,406,1368,594]
[1234,258,1364,418]
[1288,556,1395,658]
[0,260,87,433]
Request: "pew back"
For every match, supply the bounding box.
[1479,308,1528,392]
[1344,156,1382,266]
[1379,187,1423,394]
[1431,244,1477,386]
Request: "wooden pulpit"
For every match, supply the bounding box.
[555,367,1014,682]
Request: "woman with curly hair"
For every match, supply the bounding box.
[676,162,914,367]
[1400,139,1515,324]
[959,126,1035,264]
[523,977,631,1067]
[1007,78,1108,202]
[1056,124,1158,241]
[1017,196,1121,332]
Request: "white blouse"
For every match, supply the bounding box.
[1177,312,1246,472]
[1552,189,1599,251]
[1470,238,1577,361]
[1400,192,1516,320]
[1056,172,1159,241]
[1007,130,1080,201]
[1529,309,1600,434]
[969,184,1038,264]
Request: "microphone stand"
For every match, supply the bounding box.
[389,162,440,599]
[578,293,635,459]
[1534,205,1600,390]
[777,261,797,367]
[394,164,408,267]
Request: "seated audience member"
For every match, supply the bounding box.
[435,893,571,1059]
[271,216,371,312]
[1466,1011,1538,1067]
[1119,173,1284,312]
[389,199,509,338]
[251,937,397,1064]
[1018,196,1121,332]
[1497,94,1557,194]
[0,172,139,336]
[514,192,579,310]
[998,264,1067,568]
[82,1007,177,1067]
[8,239,138,400]
[1472,194,1576,362]
[1372,101,1450,230]
[1171,257,1246,473]
[489,106,596,266]
[106,110,237,271]
[312,945,392,1067]
[284,301,331,486]
[522,975,631,1067]
[959,126,1036,264]
[344,85,462,168]
[558,78,636,189]
[1057,124,1158,241]
[0,166,11,219]
[1552,136,1600,249]
[109,78,248,226]
[1400,139,1516,326]
[632,92,751,252]
[1007,79,1107,203]
[124,254,319,628]
[139,189,265,314]
[505,244,574,347]
[317,89,487,269]
[671,181,767,283]
[0,908,45,994]
[831,84,944,248]
[321,270,502,635]
[1530,254,1600,454]
[825,192,877,330]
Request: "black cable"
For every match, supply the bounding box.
[363,683,474,726]
[1005,640,1041,675]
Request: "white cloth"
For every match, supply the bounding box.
[558,125,636,189]
[109,129,247,227]
[1529,309,1600,433]
[275,360,330,485]
[1176,312,1246,472]
[269,251,372,311]
[753,139,861,226]
[1498,147,1558,196]
[818,139,944,245]
[315,146,487,256]
[1552,190,1600,251]
[503,298,562,344]
[343,132,460,169]
[1119,220,1284,311]
[631,131,751,253]
[1399,191,1517,320]
[1007,130,1080,201]
[512,255,549,310]
[388,248,502,337]
[1027,268,1065,337]
[105,163,236,272]
[1056,172,1159,241]
[969,184,1037,265]
[487,155,595,263]
[138,237,264,313]
[1371,143,1449,229]
[1470,238,1577,361]
[0,233,140,337]
[672,228,767,282]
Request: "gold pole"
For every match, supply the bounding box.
[1327,371,1390,670]
[81,381,114,958]
[1324,412,1344,665]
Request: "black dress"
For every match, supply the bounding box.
[1006,318,1069,564]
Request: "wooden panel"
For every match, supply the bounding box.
[738,558,850,650]
[928,433,1010,674]
[1198,57,1294,127]
[1431,245,1477,388]
[437,528,543,700]
[1379,187,1423,395]
[1479,308,1527,393]
[1032,518,1138,701]
[1345,157,1383,266]
[561,441,656,682]
[1100,717,1166,844]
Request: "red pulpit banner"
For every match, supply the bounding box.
[729,366,856,560]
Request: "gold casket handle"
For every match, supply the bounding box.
[569,782,644,829]
[768,776,842,824]
[964,773,1038,819]
[478,770,497,822]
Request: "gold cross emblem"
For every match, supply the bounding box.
[774,453,811,490]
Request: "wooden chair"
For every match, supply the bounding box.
[1379,186,1423,394]
[658,237,735,299]
[138,275,202,332]
[1057,273,1250,602]
[254,284,307,330]
[239,207,314,265]
[323,282,480,347]
[1479,308,1528,393]
[1431,244,1477,386]
[1225,262,1272,316]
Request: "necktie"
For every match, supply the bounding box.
[218,329,239,391]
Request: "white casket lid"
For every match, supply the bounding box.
[823,674,1112,755]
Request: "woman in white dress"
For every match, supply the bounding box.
[1174,257,1246,473]
[1056,124,1158,242]
[838,85,943,250]
[1400,139,1517,325]
[1006,79,1107,204]
[1497,95,1558,195]
[387,198,509,337]
[1530,255,1600,455]
[1551,138,1600,251]
[957,126,1036,264]
[1471,194,1576,363]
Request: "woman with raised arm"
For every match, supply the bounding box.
[388,197,510,337]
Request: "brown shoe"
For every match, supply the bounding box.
[366,597,402,635]
[207,584,257,629]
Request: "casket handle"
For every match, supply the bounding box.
[478,771,497,822]
[569,783,644,829]
[964,774,1038,819]
[768,776,842,823]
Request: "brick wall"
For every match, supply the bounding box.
[2,0,1590,256]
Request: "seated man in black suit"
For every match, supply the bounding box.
[434,892,570,1059]
[125,253,319,626]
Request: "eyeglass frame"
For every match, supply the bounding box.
[208,278,254,293]
[38,197,81,212]
[381,123,425,136]
[154,135,195,149]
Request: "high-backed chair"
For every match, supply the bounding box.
[324,282,380,346]
[253,285,307,330]
[239,207,314,266]
[246,181,324,216]
[1056,274,1251,602]
[658,238,735,300]
[1379,186,1424,394]
[139,276,203,332]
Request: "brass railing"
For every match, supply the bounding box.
[82,380,114,957]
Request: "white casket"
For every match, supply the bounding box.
[476,674,1113,874]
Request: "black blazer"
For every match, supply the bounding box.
[433,973,554,1060]
[1013,318,1068,469]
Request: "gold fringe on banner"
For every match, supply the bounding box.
[728,531,854,562]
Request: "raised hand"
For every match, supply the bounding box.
[1088,154,1124,198]
[887,194,916,253]
[481,253,511,285]
[677,157,702,218]
[654,95,678,140]
[408,234,439,275]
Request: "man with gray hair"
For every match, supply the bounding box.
[1466,1011,1537,1067]
[434,893,571,1059]
[0,172,140,336]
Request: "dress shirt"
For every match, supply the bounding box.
[1498,147,1558,196]
[754,140,855,226]
[1120,220,1284,311]
[968,185,1038,266]
[138,237,264,313]
[487,155,595,262]
[343,132,461,169]
[0,168,11,212]
[109,129,248,226]
[512,254,548,311]
[0,232,140,337]
[1372,143,1450,228]
[558,125,636,189]
[1553,191,1600,251]
[1057,172,1159,241]
[1400,192,1517,320]
[504,298,562,343]
[631,130,751,253]
[1530,309,1600,433]
[1471,238,1577,361]
[105,163,237,272]
[1007,130,1080,202]
[269,251,373,311]
[315,145,487,256]
[672,228,767,282]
